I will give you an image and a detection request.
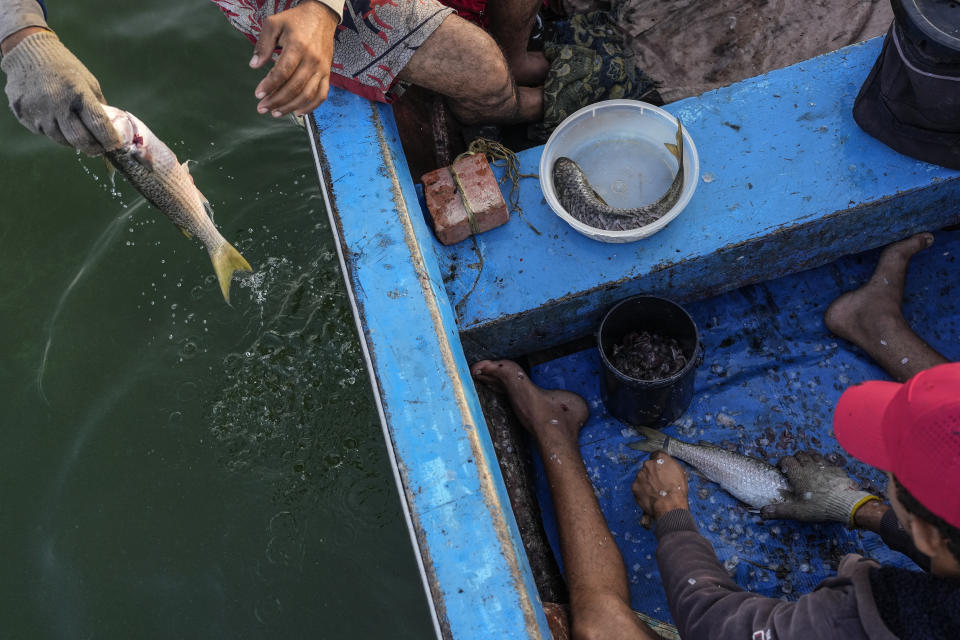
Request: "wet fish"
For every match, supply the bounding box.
[628,426,790,509]
[552,121,685,231]
[102,105,252,303]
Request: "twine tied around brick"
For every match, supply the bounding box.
[447,157,482,236]
[455,138,541,236]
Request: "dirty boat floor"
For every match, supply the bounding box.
[526,229,959,623]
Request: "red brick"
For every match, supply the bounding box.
[422,153,509,245]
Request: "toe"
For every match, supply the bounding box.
[470,360,492,377]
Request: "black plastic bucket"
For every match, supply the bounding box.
[597,295,703,428]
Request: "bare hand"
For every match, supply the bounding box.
[249,1,339,117]
[632,451,690,522]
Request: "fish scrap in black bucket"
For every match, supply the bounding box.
[609,330,687,380]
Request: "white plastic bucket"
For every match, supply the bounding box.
[539,100,699,243]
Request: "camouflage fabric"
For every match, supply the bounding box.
[636,611,681,640]
[530,10,659,142]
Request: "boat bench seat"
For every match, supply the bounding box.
[430,37,960,361]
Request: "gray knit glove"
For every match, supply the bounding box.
[760,451,879,525]
[1,31,121,155]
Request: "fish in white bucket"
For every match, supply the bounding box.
[552,120,685,231]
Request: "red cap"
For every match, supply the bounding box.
[833,362,960,529]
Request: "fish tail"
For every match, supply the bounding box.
[210,241,253,304]
[676,120,684,164]
[627,426,670,453]
[664,120,684,163]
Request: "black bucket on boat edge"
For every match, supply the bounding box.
[597,295,703,428]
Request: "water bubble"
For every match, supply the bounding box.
[176,380,199,401]
[179,340,199,360]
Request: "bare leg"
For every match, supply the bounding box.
[825,233,948,381]
[486,0,549,86]
[471,360,657,640]
[397,15,543,124]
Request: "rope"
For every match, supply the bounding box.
[456,138,541,235]
[448,162,481,236]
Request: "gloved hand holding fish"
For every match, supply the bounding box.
[1,31,122,156]
[552,120,685,232]
[101,105,252,303]
[759,451,880,526]
[629,428,880,528]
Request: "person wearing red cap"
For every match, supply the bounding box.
[632,361,960,639]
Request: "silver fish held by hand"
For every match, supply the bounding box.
[628,426,790,509]
[552,121,685,232]
[102,105,252,303]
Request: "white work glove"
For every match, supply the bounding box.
[1,31,121,155]
[760,451,879,526]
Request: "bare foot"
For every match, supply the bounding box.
[825,233,933,339]
[825,232,946,380]
[507,50,549,87]
[470,359,588,445]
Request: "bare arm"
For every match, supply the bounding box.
[855,501,931,571]
[1,25,47,55]
[852,498,890,533]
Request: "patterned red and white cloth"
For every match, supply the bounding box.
[209,0,454,103]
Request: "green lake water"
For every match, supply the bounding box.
[0,2,434,637]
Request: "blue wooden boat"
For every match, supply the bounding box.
[306,35,960,638]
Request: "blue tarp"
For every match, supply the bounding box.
[531,229,959,622]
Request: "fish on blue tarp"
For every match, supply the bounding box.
[629,425,790,509]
